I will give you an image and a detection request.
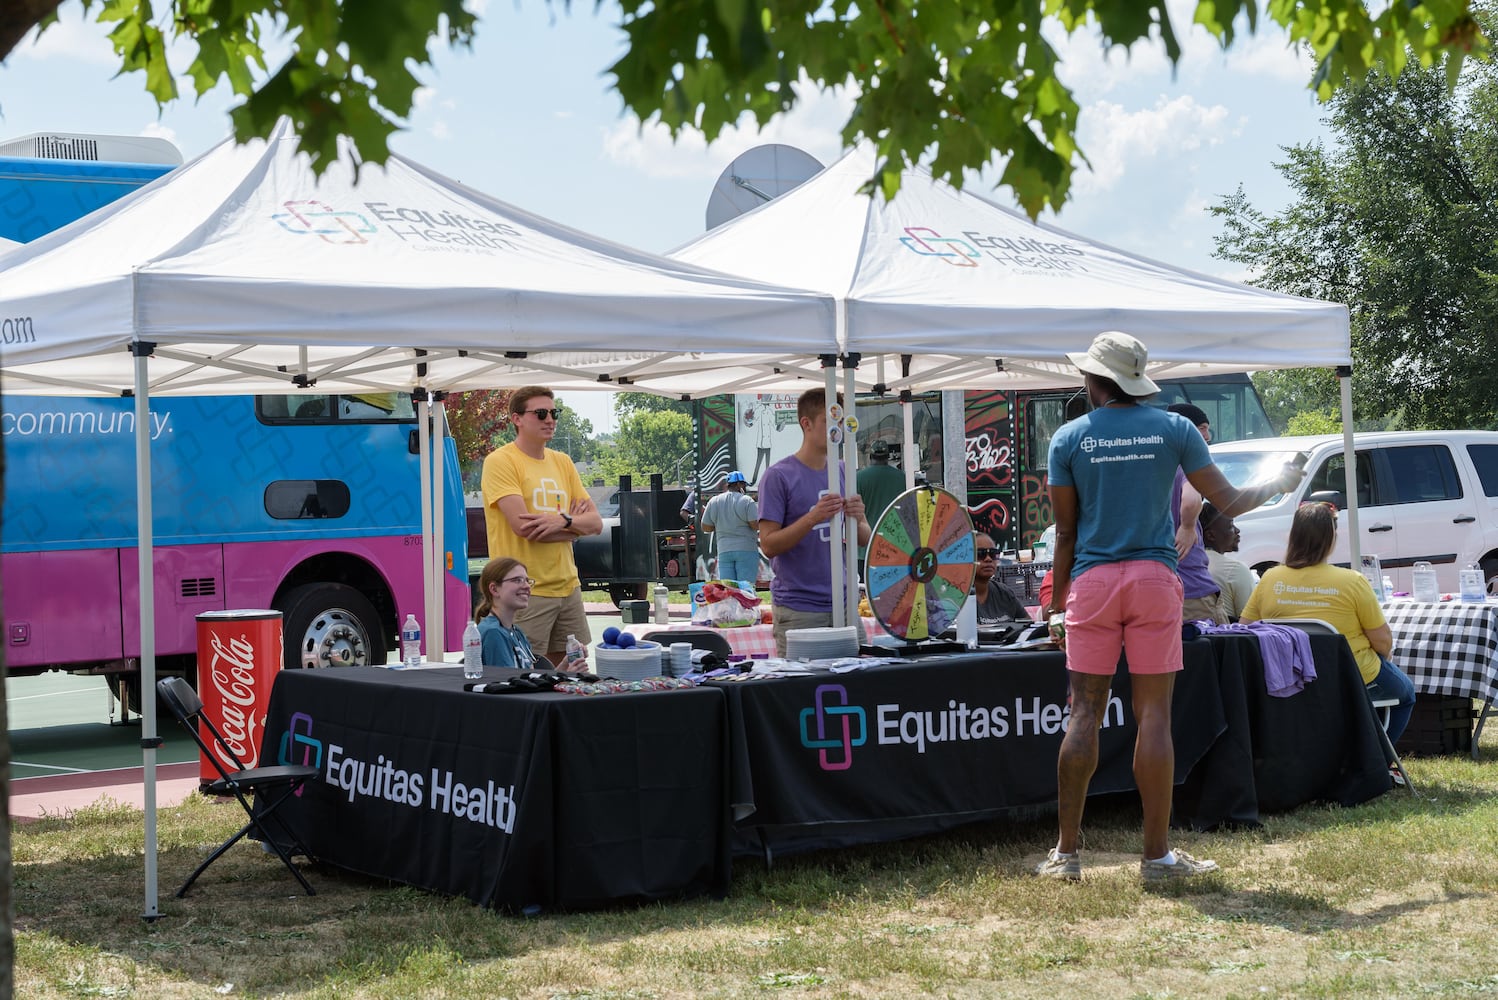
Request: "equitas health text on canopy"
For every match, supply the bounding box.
[365,202,523,252]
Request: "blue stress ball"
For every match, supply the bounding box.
[617,632,637,648]
[602,626,621,645]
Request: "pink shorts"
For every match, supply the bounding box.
[1063,560,1184,675]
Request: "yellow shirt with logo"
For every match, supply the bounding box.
[481,442,587,598]
[1240,562,1387,684]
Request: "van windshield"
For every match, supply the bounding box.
[1211,450,1307,492]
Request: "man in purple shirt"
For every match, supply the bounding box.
[1168,403,1229,624]
[757,388,871,655]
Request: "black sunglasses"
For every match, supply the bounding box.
[522,407,561,421]
[975,547,1002,560]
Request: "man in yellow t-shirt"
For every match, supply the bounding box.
[481,386,602,668]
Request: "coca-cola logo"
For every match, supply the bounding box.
[965,432,1013,486]
[208,632,262,770]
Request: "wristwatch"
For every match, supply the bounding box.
[560,511,574,529]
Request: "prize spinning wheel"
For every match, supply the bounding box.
[865,486,975,641]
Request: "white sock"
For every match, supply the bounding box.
[1146,850,1177,865]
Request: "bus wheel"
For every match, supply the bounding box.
[278,583,387,669]
[609,582,648,608]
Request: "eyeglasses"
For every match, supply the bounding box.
[522,408,561,421]
[501,575,536,587]
[975,547,1002,560]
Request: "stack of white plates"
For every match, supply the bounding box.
[784,626,860,661]
[594,642,662,682]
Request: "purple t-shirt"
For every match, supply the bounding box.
[1172,469,1218,599]
[759,454,848,612]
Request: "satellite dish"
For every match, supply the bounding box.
[705,144,824,230]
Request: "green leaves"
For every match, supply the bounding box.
[26,0,1492,209]
[1215,48,1498,430]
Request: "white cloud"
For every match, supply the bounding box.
[12,11,119,66]
[1072,95,1231,195]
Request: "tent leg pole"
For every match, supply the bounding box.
[1337,365,1361,571]
[134,343,161,922]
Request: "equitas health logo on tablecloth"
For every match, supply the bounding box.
[272,199,524,252]
[278,712,517,832]
[798,682,1124,772]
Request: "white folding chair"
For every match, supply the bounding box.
[1265,618,1415,794]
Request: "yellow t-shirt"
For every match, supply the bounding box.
[1240,562,1387,683]
[480,442,587,598]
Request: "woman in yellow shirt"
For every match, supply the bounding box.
[1240,502,1416,743]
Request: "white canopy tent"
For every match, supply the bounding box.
[671,143,1357,625]
[0,120,841,919]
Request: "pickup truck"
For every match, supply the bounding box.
[1209,431,1498,594]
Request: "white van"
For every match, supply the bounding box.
[1209,431,1498,593]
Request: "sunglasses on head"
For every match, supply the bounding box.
[521,407,561,421]
[975,547,1002,560]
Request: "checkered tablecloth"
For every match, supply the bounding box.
[1383,601,1498,702]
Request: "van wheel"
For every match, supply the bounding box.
[277,583,388,669]
[609,582,648,608]
[1483,556,1498,595]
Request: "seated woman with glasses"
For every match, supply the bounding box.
[973,532,1032,626]
[474,556,539,669]
[1239,501,1416,742]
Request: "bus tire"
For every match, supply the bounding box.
[277,583,387,669]
[609,582,648,608]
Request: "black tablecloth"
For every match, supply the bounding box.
[259,666,730,912]
[715,633,1389,858]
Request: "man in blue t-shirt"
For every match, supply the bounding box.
[1035,331,1304,884]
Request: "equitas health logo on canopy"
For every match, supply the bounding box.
[272,199,523,252]
[798,682,1123,771]
[898,226,1088,272]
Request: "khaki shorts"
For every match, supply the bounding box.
[1182,591,1230,625]
[772,605,867,657]
[515,588,590,656]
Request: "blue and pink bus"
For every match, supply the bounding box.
[1,134,469,706]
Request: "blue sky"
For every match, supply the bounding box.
[0,0,1332,431]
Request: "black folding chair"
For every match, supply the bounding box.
[156,676,319,897]
[640,627,733,656]
[1267,618,1415,795]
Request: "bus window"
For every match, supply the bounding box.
[1028,398,1069,473]
[258,392,416,423]
[264,479,352,519]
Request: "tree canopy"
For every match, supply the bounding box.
[2,0,1489,218]
[1215,37,1498,430]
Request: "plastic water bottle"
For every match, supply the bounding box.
[564,634,587,673]
[400,614,422,668]
[1412,561,1439,604]
[1382,575,1394,602]
[1460,563,1486,603]
[462,620,483,679]
[654,583,670,624]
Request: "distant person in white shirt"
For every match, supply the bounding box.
[1198,501,1258,620]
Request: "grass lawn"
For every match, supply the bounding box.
[14,728,1498,998]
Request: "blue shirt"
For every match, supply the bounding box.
[1047,407,1212,580]
[477,614,536,669]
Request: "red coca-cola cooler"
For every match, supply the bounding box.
[194,610,283,787]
